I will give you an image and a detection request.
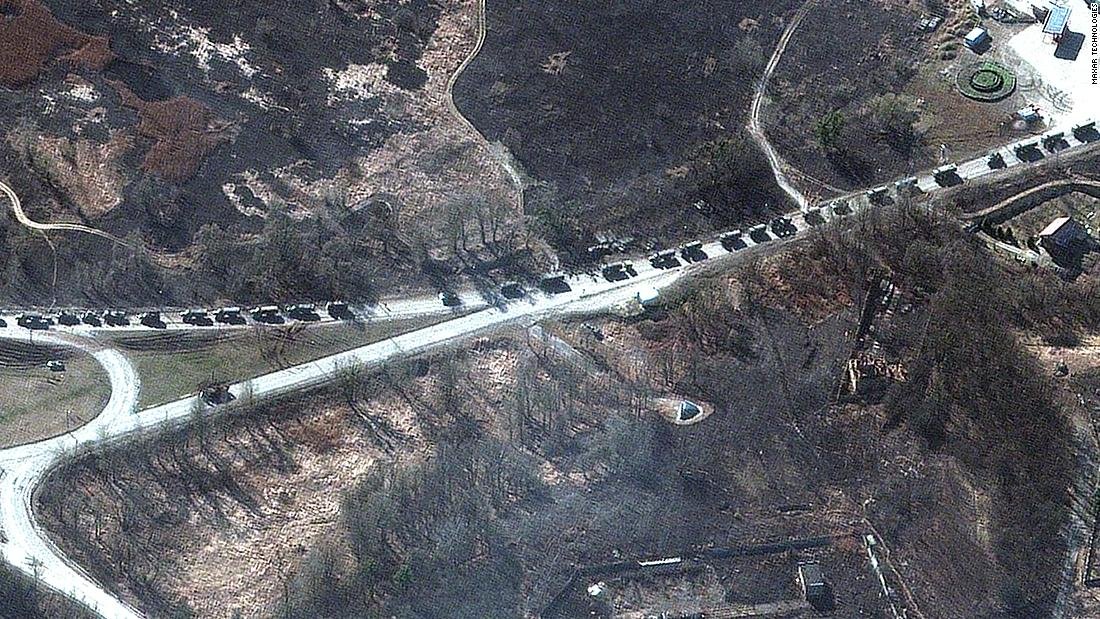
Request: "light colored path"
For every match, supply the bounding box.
[1,180,137,250]
[0,330,142,618]
[0,251,697,618]
[747,0,818,212]
[445,0,525,214]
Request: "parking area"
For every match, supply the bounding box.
[1004,0,1100,128]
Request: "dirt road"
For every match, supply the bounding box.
[747,0,818,212]
[0,180,136,249]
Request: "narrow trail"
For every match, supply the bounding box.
[960,177,1100,222]
[748,0,826,211]
[1,180,137,250]
[0,179,183,270]
[445,0,525,215]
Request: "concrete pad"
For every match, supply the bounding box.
[1004,1,1100,128]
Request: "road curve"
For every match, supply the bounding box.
[0,330,142,618]
[747,0,817,212]
[0,180,138,250]
[3,115,1098,614]
[0,253,698,618]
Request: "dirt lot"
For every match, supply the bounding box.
[0,337,109,448]
[1006,190,1100,239]
[556,539,888,617]
[453,0,799,258]
[36,208,1097,618]
[0,0,517,305]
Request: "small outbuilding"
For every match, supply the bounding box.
[964,27,991,50]
[1042,4,1070,41]
[1038,216,1088,252]
[636,287,660,308]
[798,562,828,604]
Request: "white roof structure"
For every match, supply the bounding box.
[1039,216,1071,237]
[636,287,660,307]
[965,27,989,45]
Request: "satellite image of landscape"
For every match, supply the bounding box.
[0,0,1099,617]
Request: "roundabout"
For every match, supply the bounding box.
[957,60,1017,102]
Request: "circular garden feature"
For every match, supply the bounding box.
[957,61,1017,102]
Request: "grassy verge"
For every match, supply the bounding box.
[0,340,110,448]
[111,314,460,409]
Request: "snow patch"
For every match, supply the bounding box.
[323,63,389,104]
[156,26,259,79]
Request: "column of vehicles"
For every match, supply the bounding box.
[2,302,352,332]
[0,212,809,333]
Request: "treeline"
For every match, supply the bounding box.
[281,439,539,619]
[0,175,540,307]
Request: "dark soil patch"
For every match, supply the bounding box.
[115,84,228,184]
[109,331,227,353]
[766,1,929,189]
[104,59,172,101]
[0,339,73,369]
[0,0,113,88]
[453,0,799,259]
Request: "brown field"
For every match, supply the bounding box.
[0,0,113,88]
[115,84,228,184]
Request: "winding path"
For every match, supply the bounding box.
[0,0,1095,612]
[445,0,525,215]
[0,180,138,250]
[747,0,819,212]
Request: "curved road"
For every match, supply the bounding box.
[0,180,138,250]
[0,126,1096,615]
[0,0,1095,611]
[0,257,693,618]
[0,331,141,618]
[747,0,818,212]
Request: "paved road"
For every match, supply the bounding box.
[0,331,141,618]
[2,110,1095,612]
[0,129,1094,616]
[0,247,716,618]
[0,10,1095,613]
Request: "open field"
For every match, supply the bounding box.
[453,0,799,259]
[108,314,456,408]
[766,0,1042,193]
[0,338,109,448]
